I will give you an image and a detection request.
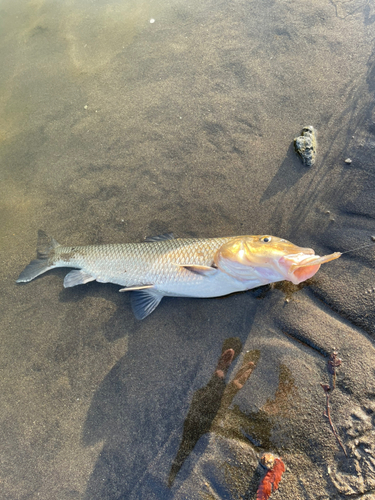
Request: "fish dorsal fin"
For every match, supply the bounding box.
[144,233,175,242]
[180,264,218,276]
[64,270,95,288]
[130,289,163,320]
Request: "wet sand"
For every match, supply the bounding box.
[1,0,375,498]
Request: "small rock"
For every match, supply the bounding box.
[294,125,317,167]
[260,453,275,470]
[84,105,88,110]
[345,158,352,164]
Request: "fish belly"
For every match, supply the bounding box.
[154,271,249,298]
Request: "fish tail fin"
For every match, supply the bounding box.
[36,229,60,259]
[16,230,60,283]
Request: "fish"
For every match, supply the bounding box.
[16,230,341,319]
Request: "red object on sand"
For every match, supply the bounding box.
[256,457,285,500]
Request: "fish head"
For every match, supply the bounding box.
[214,235,341,285]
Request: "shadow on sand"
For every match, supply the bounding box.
[77,291,260,500]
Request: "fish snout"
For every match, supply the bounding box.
[293,247,315,256]
[278,251,319,285]
[279,251,341,285]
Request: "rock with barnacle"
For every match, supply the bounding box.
[256,452,285,500]
[294,125,317,167]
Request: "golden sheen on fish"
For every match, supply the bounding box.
[16,231,341,319]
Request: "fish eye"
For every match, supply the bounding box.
[261,236,272,243]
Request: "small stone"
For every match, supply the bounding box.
[84,105,88,109]
[149,18,155,23]
[345,158,352,164]
[260,453,275,470]
[294,126,317,167]
[371,236,375,242]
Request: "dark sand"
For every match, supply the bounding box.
[1,0,375,498]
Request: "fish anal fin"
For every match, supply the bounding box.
[119,284,154,292]
[64,270,95,288]
[180,264,217,276]
[144,233,175,242]
[130,289,163,320]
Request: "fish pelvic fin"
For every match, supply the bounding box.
[16,230,60,283]
[118,284,154,292]
[130,289,163,320]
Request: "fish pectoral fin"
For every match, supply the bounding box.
[180,264,217,276]
[130,289,163,320]
[119,284,154,292]
[63,270,95,288]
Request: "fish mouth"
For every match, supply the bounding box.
[279,252,341,285]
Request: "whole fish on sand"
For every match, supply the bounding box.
[17,231,341,319]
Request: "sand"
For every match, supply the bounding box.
[0,0,374,498]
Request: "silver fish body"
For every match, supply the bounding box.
[16,231,341,319]
[52,237,244,296]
